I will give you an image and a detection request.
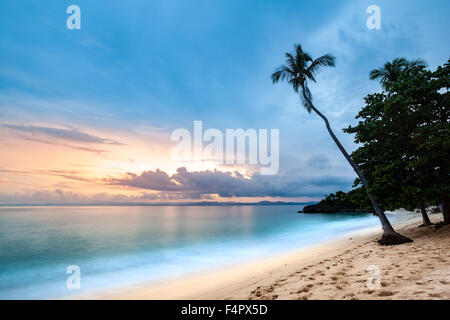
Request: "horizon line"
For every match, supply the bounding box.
[0,200,317,207]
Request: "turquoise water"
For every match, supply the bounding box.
[0,205,396,299]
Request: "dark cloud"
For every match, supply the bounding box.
[0,167,353,204]
[108,169,181,191]
[106,167,354,198]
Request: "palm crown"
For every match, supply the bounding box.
[369,57,427,89]
[271,44,335,112]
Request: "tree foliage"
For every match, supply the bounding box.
[271,44,335,112]
[320,187,372,212]
[344,59,450,213]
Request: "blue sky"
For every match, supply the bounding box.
[0,0,449,203]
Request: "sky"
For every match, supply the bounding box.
[0,0,449,204]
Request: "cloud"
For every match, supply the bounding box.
[108,169,181,191]
[1,124,124,145]
[1,165,353,202]
[17,135,109,154]
[1,123,125,154]
[106,167,353,198]
[0,168,93,182]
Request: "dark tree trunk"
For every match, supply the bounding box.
[442,196,450,225]
[302,86,412,245]
[419,203,432,226]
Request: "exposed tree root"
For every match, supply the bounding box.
[435,221,450,229]
[378,232,413,245]
[419,223,433,228]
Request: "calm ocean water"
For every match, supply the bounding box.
[0,205,408,299]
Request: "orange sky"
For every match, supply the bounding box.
[0,123,312,204]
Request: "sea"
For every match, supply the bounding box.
[0,205,412,299]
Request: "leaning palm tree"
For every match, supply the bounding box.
[370,57,427,89]
[272,44,412,245]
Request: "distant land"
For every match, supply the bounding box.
[0,201,317,207]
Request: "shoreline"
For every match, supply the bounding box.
[77,212,450,300]
[80,227,381,300]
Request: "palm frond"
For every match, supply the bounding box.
[294,44,312,63]
[304,69,316,83]
[408,58,427,69]
[369,68,385,80]
[370,57,427,89]
[288,78,300,92]
[312,54,336,68]
[306,54,336,79]
[285,53,298,73]
[271,65,294,83]
[300,84,313,113]
[392,57,408,67]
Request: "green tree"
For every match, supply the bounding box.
[321,187,372,212]
[346,59,450,225]
[406,60,450,224]
[345,91,432,226]
[271,44,412,245]
[369,57,427,90]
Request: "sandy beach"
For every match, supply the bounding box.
[82,212,450,300]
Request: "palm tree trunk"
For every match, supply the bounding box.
[419,203,432,226]
[302,88,412,244]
